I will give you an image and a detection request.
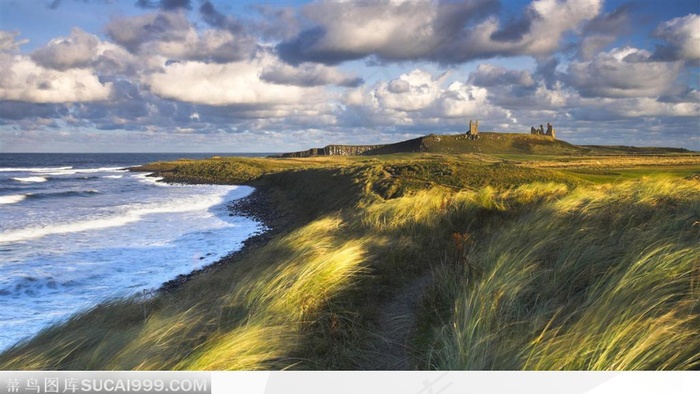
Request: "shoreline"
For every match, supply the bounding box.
[126,167,285,294]
[156,183,288,294]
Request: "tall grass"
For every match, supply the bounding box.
[2,153,696,370]
[0,215,370,370]
[427,177,700,370]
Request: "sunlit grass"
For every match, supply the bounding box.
[426,177,700,370]
[1,153,698,370]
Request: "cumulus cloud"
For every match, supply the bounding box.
[2,0,699,151]
[574,1,635,60]
[573,96,700,120]
[199,1,243,33]
[535,57,560,89]
[341,68,514,132]
[372,70,448,112]
[0,31,29,52]
[277,0,602,65]
[23,27,138,78]
[0,28,128,105]
[277,0,496,65]
[566,47,682,98]
[465,63,569,115]
[652,14,700,62]
[143,51,328,106]
[260,62,363,87]
[106,11,256,63]
[456,0,603,61]
[582,2,635,36]
[0,54,112,103]
[468,64,535,87]
[31,28,99,70]
[106,11,190,53]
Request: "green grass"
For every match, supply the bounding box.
[561,166,700,183]
[1,152,698,370]
[422,177,700,370]
[419,133,586,156]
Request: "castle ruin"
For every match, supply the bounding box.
[530,123,556,138]
[467,120,479,140]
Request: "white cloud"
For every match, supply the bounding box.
[296,0,444,61]
[106,11,256,63]
[0,54,112,103]
[525,0,602,53]
[31,28,100,70]
[260,62,362,87]
[146,27,257,63]
[567,47,682,98]
[374,70,448,112]
[278,0,602,64]
[437,81,496,118]
[342,68,514,130]
[144,51,328,106]
[653,14,700,61]
[468,64,534,87]
[1,1,698,152]
[0,31,29,53]
[106,11,190,53]
[576,96,700,118]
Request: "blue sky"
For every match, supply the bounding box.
[1,0,698,152]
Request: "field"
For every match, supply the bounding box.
[1,137,699,370]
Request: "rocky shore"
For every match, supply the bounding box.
[157,184,290,293]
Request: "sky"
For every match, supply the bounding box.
[0,0,698,153]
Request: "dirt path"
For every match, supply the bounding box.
[364,273,434,370]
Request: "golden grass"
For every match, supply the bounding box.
[427,177,700,370]
[2,154,697,370]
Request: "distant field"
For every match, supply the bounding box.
[2,140,698,371]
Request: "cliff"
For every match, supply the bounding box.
[272,144,388,158]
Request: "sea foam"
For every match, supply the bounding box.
[0,190,234,244]
[0,156,262,352]
[11,176,48,183]
[0,194,27,205]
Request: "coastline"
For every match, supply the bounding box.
[156,183,289,294]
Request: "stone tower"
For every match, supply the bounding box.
[467,119,479,140]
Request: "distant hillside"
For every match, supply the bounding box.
[272,133,693,158]
[273,132,585,157]
[417,133,584,155]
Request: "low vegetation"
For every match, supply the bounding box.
[2,139,699,370]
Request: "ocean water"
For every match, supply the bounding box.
[0,153,265,351]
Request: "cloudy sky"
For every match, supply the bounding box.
[1,0,698,152]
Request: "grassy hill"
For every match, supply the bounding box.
[275,133,587,157]
[417,133,586,155]
[275,132,692,158]
[1,142,699,370]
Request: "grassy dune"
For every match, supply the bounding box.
[1,151,698,370]
[424,177,700,370]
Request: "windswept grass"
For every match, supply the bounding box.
[1,152,697,370]
[425,177,700,370]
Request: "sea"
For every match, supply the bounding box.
[0,153,266,352]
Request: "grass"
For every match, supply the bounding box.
[423,177,700,370]
[419,133,586,156]
[1,150,698,370]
